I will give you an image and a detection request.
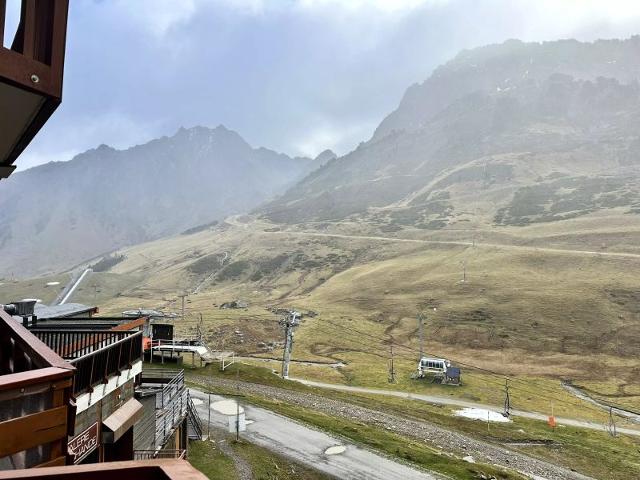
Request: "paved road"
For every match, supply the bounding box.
[292,378,640,438]
[189,387,437,480]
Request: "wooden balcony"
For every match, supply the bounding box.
[0,0,69,178]
[0,309,75,469]
[30,330,143,396]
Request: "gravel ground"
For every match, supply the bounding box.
[209,427,254,480]
[190,374,594,480]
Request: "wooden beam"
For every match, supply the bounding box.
[0,0,6,45]
[111,317,146,331]
[0,45,56,96]
[0,375,71,402]
[49,388,66,461]
[21,0,35,58]
[49,0,68,91]
[0,367,72,393]
[0,405,68,458]
[34,456,66,468]
[0,310,74,370]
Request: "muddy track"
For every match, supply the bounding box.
[189,374,593,480]
[562,381,640,423]
[210,427,254,480]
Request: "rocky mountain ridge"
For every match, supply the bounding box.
[0,125,317,276]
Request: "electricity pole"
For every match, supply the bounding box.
[235,313,241,441]
[608,407,617,437]
[178,293,188,321]
[503,378,511,417]
[280,311,300,379]
[388,342,396,383]
[417,313,424,359]
[417,307,436,360]
[236,361,240,441]
[207,392,211,440]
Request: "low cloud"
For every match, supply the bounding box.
[13,0,640,171]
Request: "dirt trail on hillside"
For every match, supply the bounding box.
[224,217,640,260]
[277,230,640,260]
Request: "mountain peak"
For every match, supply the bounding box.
[373,36,640,142]
[0,125,313,276]
[314,149,337,163]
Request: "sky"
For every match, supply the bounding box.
[6,0,640,170]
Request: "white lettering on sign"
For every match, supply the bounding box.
[68,422,98,463]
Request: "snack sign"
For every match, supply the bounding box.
[68,422,98,463]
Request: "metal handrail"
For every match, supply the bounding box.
[134,449,186,460]
[186,392,203,440]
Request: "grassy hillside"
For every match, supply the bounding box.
[6,215,637,421]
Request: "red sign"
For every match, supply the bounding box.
[68,422,98,463]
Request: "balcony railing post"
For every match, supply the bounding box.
[128,334,134,368]
[117,335,123,371]
[103,346,110,383]
[89,351,95,392]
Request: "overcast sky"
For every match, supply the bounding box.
[6,0,640,170]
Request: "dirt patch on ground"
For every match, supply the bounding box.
[606,288,640,314]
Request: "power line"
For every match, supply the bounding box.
[315,318,612,415]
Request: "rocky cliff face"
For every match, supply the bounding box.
[0,125,312,276]
[259,38,640,229]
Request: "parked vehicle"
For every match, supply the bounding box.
[416,357,461,385]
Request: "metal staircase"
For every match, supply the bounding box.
[186,393,203,440]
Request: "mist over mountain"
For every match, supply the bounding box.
[0,125,315,276]
[261,37,640,230]
[5,37,640,278]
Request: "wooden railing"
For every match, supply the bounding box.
[0,310,75,469]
